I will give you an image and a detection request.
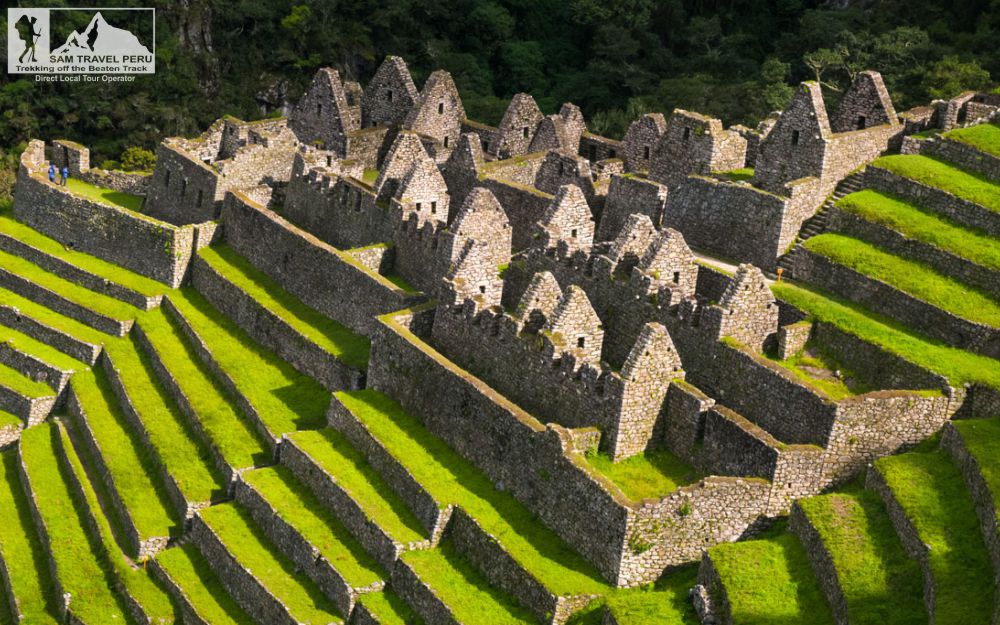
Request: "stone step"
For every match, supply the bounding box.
[0,361,55,426]
[940,419,1000,620]
[151,544,255,625]
[868,450,995,625]
[101,338,227,519]
[0,227,161,311]
[191,502,344,625]
[0,302,102,366]
[0,249,136,337]
[0,323,85,395]
[329,390,607,623]
[193,245,369,391]
[280,428,429,572]
[17,422,150,625]
[392,545,536,625]
[0,449,60,625]
[63,368,179,559]
[790,491,925,625]
[162,289,329,451]
[236,465,385,616]
[134,306,271,487]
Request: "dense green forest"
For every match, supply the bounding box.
[1,0,998,200]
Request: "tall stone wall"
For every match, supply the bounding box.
[14,143,194,287]
[220,191,422,335]
[144,142,222,224]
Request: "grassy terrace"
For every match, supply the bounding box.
[402,544,535,625]
[337,390,608,595]
[19,423,131,623]
[56,420,177,622]
[803,233,1000,327]
[0,324,85,372]
[285,429,426,544]
[875,451,994,624]
[0,409,20,431]
[836,190,1000,271]
[708,533,834,625]
[718,167,755,182]
[951,418,1000,517]
[797,491,925,625]
[0,214,164,297]
[199,245,370,370]
[766,339,873,400]
[241,465,383,587]
[0,248,139,323]
[155,544,254,625]
[772,281,1000,391]
[0,361,52,398]
[585,450,701,501]
[168,289,329,434]
[103,336,226,505]
[0,451,59,624]
[65,177,145,212]
[600,565,700,625]
[943,122,1000,158]
[198,503,342,624]
[872,154,1000,213]
[70,368,180,544]
[355,589,419,625]
[139,306,270,470]
[0,286,109,347]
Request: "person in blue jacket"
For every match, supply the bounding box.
[48,163,56,183]
[60,165,69,186]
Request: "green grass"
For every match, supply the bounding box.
[0,287,109,347]
[0,214,164,297]
[198,503,342,624]
[103,335,226,505]
[836,190,1000,271]
[872,154,1000,213]
[199,245,370,369]
[804,233,1000,327]
[0,324,86,372]
[772,281,1000,391]
[0,248,139,322]
[0,409,19,431]
[0,451,60,624]
[718,167,755,182]
[597,564,700,625]
[155,544,255,625]
[167,289,330,435]
[241,466,383,587]
[337,390,608,595]
[797,491,925,625]
[584,450,701,501]
[139,306,270,469]
[362,168,379,185]
[285,429,426,544]
[383,273,418,293]
[875,451,994,624]
[767,339,872,400]
[65,177,144,212]
[355,589,421,625]
[55,420,177,622]
[0,361,52,398]
[70,368,180,544]
[708,533,834,625]
[952,418,1000,516]
[18,423,131,624]
[944,122,1000,158]
[402,544,536,625]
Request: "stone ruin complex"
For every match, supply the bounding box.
[3,53,1000,624]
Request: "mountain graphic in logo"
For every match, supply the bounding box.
[51,12,151,56]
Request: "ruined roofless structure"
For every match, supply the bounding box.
[4,52,1000,624]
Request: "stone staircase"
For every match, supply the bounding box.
[776,171,866,275]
